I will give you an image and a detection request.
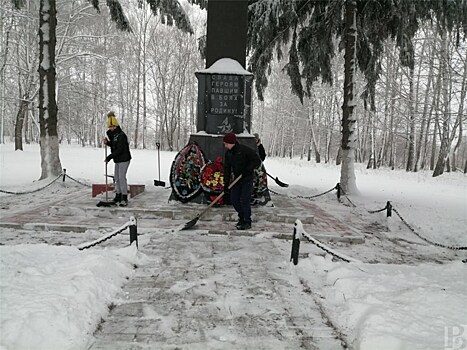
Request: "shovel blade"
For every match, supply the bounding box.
[276,177,289,187]
[154,180,166,187]
[178,175,242,232]
[267,172,289,187]
[96,201,117,207]
[181,215,199,230]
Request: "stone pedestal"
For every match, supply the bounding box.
[185,133,271,206]
[195,59,253,136]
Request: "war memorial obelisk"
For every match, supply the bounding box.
[169,0,271,205]
[188,0,256,159]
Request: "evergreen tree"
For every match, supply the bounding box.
[247,0,467,193]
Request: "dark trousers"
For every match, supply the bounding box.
[230,177,254,223]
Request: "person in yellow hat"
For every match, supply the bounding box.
[104,111,132,206]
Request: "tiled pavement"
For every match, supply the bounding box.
[0,187,364,244]
[1,185,360,349]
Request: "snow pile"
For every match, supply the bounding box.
[297,256,467,350]
[0,244,139,350]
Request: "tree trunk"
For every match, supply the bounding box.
[430,117,438,170]
[38,0,62,179]
[406,65,416,171]
[451,54,466,171]
[142,43,147,149]
[340,0,358,194]
[426,71,441,170]
[414,56,433,171]
[382,43,397,168]
[366,110,376,169]
[336,147,342,166]
[134,36,141,149]
[14,99,28,151]
[414,29,435,171]
[432,29,451,177]
[326,94,338,163]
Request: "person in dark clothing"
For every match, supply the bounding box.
[104,111,132,207]
[223,132,261,230]
[254,133,266,162]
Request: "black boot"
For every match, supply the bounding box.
[237,221,251,230]
[235,218,244,229]
[119,194,128,207]
[112,193,122,203]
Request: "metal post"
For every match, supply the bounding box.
[129,216,138,248]
[336,183,341,199]
[62,169,66,182]
[290,223,300,265]
[386,201,392,217]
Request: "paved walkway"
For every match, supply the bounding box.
[1,183,361,349]
[89,232,345,350]
[0,186,364,244]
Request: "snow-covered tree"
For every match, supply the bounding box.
[246,0,467,193]
[11,0,193,179]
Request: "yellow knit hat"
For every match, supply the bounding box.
[107,111,119,128]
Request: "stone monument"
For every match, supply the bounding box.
[170,0,271,206]
[188,0,256,161]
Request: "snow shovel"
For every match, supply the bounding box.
[266,172,289,187]
[97,142,117,207]
[181,174,243,230]
[153,142,166,187]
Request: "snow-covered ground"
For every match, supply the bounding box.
[1,142,466,350]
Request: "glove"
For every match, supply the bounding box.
[105,155,112,163]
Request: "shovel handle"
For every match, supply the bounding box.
[104,145,109,201]
[197,174,243,218]
[156,142,161,181]
[181,175,243,230]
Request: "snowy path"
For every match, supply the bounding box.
[89,233,346,349]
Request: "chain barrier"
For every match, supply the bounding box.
[341,192,466,251]
[337,185,357,208]
[77,217,137,251]
[0,173,63,195]
[341,195,357,207]
[392,208,467,251]
[297,185,338,200]
[293,219,361,263]
[345,195,466,251]
[64,174,92,187]
[269,188,283,196]
[0,169,93,195]
[269,184,338,200]
[367,201,391,214]
[275,180,465,254]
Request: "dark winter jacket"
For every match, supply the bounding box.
[224,142,261,186]
[105,126,132,163]
[257,143,266,162]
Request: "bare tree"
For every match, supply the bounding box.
[451,50,467,171]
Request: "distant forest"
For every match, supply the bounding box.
[1,0,466,178]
